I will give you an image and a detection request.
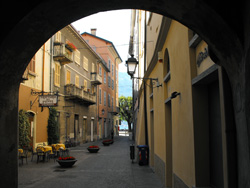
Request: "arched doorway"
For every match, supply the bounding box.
[27,111,36,151]
[0,1,248,188]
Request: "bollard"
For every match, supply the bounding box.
[130,144,135,163]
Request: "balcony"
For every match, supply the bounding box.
[109,106,119,115]
[64,84,96,105]
[53,43,73,65]
[90,72,102,85]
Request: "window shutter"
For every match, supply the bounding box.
[75,75,79,87]
[92,63,95,73]
[54,63,60,86]
[84,80,88,91]
[83,56,88,71]
[55,31,61,43]
[66,70,71,84]
[75,49,80,65]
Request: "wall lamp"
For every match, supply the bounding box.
[126,55,162,87]
[171,91,181,99]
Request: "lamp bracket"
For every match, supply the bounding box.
[132,77,162,88]
[132,77,158,82]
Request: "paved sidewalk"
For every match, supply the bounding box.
[18,136,164,188]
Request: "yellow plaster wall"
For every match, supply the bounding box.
[148,63,166,162]
[163,21,195,186]
[136,90,146,146]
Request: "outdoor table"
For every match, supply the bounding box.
[52,144,65,151]
[37,146,53,154]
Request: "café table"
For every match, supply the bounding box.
[52,143,66,151]
[36,145,53,154]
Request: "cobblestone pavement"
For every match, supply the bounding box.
[18,136,165,188]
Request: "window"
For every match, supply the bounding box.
[75,49,80,65]
[104,92,106,106]
[99,66,102,76]
[108,94,110,107]
[99,88,102,104]
[112,80,114,90]
[92,63,95,73]
[27,55,36,73]
[108,76,111,87]
[66,70,71,84]
[75,75,79,87]
[104,72,106,83]
[112,97,114,107]
[54,63,60,87]
[112,64,114,76]
[108,59,111,70]
[55,31,61,43]
[84,80,88,91]
[83,56,88,71]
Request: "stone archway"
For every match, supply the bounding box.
[0,1,249,187]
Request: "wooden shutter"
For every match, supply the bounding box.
[66,70,71,84]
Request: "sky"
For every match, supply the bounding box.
[72,9,131,73]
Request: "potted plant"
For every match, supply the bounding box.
[102,139,113,146]
[87,145,100,153]
[56,156,77,167]
[65,42,77,52]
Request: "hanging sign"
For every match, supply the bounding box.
[39,95,58,107]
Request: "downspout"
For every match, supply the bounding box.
[129,9,136,55]
[144,11,149,146]
[42,43,45,93]
[50,36,54,93]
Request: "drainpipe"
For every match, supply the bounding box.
[50,36,54,93]
[144,11,149,146]
[129,10,136,55]
[42,43,46,93]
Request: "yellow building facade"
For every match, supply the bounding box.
[19,41,51,150]
[133,11,237,188]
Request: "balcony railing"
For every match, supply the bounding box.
[90,72,102,85]
[53,43,73,65]
[64,84,96,105]
[109,106,119,115]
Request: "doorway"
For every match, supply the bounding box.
[99,118,102,139]
[83,118,87,142]
[208,81,224,188]
[74,115,79,143]
[91,119,94,142]
[27,112,35,149]
[104,119,107,138]
[165,102,172,187]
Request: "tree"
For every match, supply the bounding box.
[119,96,133,131]
[47,107,59,145]
[19,109,31,148]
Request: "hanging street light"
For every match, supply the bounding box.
[126,54,138,78]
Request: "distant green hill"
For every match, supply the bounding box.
[119,72,132,97]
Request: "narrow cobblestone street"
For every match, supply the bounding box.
[18,136,164,188]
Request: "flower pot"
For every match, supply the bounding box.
[87,148,100,153]
[102,140,113,146]
[56,159,77,167]
[102,142,110,146]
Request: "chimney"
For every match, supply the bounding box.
[91,28,97,36]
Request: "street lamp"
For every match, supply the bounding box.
[126,54,138,78]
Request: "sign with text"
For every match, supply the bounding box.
[39,95,58,107]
